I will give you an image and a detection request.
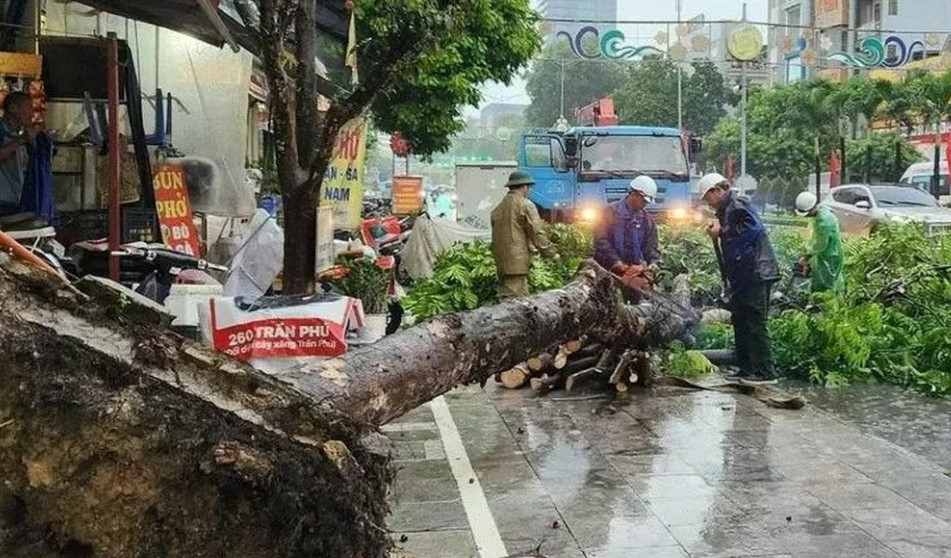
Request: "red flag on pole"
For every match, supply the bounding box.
[829,150,841,189]
[725,154,735,182]
[944,141,951,187]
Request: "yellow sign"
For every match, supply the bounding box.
[321,117,368,229]
[0,53,42,79]
[728,24,764,62]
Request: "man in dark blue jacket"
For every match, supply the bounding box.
[594,176,660,278]
[699,173,779,384]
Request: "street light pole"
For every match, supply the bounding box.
[560,59,566,121]
[552,58,569,132]
[739,3,749,179]
[740,66,748,178]
[676,0,684,130]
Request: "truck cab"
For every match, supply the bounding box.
[517,126,700,224]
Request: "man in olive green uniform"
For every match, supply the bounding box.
[491,171,558,298]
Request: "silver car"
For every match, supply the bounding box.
[823,184,951,237]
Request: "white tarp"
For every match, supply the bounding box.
[402,215,491,280]
[222,209,283,300]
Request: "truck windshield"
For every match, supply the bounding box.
[580,136,687,175]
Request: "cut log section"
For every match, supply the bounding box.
[527,353,554,373]
[531,355,600,393]
[609,350,635,386]
[564,336,587,354]
[0,256,700,557]
[499,363,532,389]
[566,349,614,392]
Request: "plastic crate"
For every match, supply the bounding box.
[122,208,158,244]
[56,210,107,248]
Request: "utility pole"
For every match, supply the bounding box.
[676,0,683,130]
[553,58,569,132]
[739,3,749,179]
[560,59,565,121]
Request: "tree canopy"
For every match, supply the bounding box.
[523,42,626,129]
[704,76,926,182]
[614,58,737,135]
[244,0,539,292]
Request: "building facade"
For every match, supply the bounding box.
[538,0,618,39]
[768,0,951,84]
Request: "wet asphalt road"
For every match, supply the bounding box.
[386,381,951,558]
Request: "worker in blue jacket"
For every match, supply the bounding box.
[700,173,779,385]
[594,176,660,277]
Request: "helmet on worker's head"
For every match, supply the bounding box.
[628,175,657,202]
[698,173,730,199]
[795,191,818,216]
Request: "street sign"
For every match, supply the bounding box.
[392,175,425,215]
[389,131,410,157]
[727,24,764,62]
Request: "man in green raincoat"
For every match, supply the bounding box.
[795,191,844,293]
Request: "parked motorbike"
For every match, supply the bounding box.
[360,214,416,286]
[113,245,227,305]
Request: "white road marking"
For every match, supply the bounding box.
[430,396,508,558]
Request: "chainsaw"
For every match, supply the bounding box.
[611,263,658,294]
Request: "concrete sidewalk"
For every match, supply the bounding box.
[385,383,951,558]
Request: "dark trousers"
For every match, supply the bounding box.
[731,282,774,377]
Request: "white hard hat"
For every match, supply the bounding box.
[629,175,657,201]
[698,173,729,198]
[795,191,818,215]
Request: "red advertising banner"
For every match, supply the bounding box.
[210,316,346,361]
[203,296,364,363]
[153,164,201,256]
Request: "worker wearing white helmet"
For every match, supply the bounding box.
[698,172,730,202]
[795,191,844,293]
[701,172,779,385]
[594,175,660,284]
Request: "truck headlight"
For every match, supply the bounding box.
[579,206,599,222]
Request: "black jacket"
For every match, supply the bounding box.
[716,191,778,293]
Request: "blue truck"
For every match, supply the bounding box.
[517,125,702,224]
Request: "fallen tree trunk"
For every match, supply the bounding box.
[0,257,699,557]
[280,263,700,426]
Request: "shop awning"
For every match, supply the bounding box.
[77,0,349,54]
[77,0,254,51]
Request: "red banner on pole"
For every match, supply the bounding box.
[153,163,201,256]
[944,142,951,187]
[829,150,841,189]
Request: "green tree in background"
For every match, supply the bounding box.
[613,58,737,135]
[524,42,625,129]
[706,81,837,179]
[238,0,539,293]
[847,132,922,183]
